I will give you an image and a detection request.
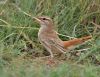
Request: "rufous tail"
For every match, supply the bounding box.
[63,36,92,48]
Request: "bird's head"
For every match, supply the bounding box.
[33,16,53,28]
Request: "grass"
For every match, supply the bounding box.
[0,0,100,77]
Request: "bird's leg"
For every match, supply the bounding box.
[49,50,54,58]
[41,41,54,58]
[43,43,56,65]
[43,47,55,66]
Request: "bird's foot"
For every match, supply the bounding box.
[46,58,56,67]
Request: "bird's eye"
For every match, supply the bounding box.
[42,18,46,20]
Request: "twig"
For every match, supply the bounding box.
[0,25,39,30]
[0,33,16,43]
[55,31,76,39]
[0,0,8,4]
[12,4,34,19]
[76,48,90,52]
[0,10,4,16]
[91,22,100,29]
[0,19,11,26]
[21,32,35,48]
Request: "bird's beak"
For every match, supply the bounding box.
[33,17,41,23]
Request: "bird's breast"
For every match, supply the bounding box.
[38,27,64,46]
[38,27,55,39]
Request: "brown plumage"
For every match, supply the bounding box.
[63,36,91,48]
[34,16,92,58]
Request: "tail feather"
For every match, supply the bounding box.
[63,36,92,48]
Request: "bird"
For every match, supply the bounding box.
[33,16,92,58]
